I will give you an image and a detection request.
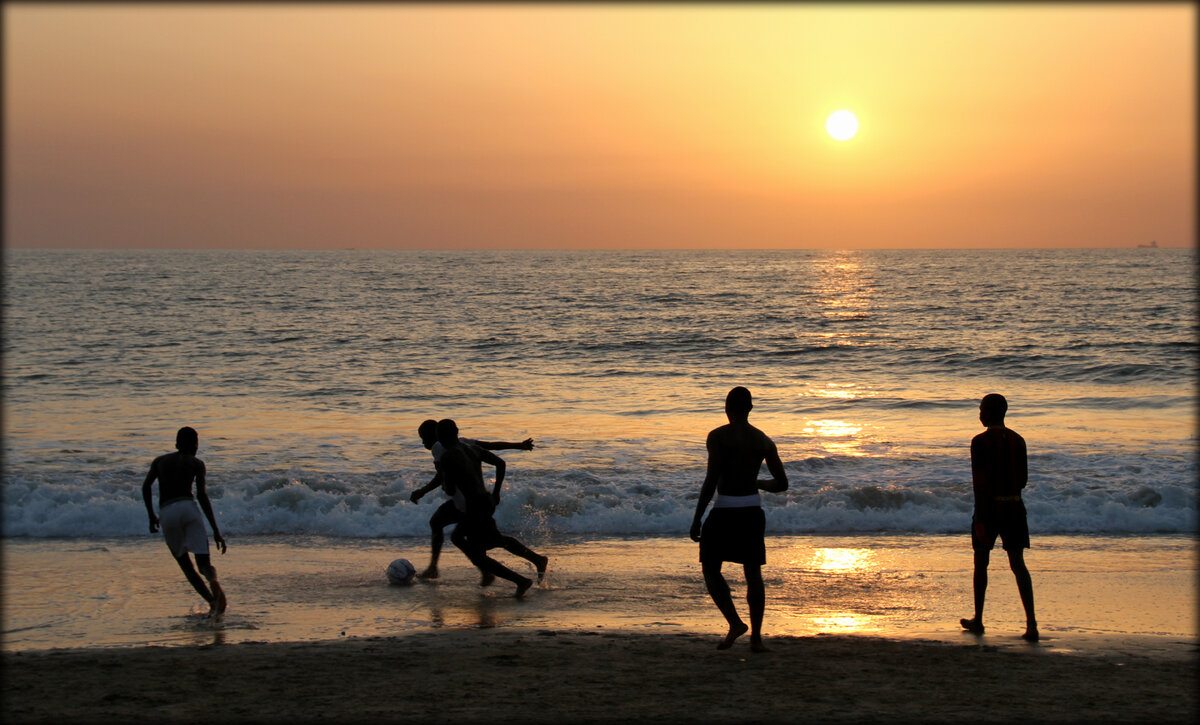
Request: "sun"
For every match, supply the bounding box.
[826,110,858,141]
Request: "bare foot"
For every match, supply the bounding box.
[750,635,770,653]
[1022,625,1040,642]
[534,555,549,583]
[717,621,749,650]
[418,565,439,580]
[960,617,984,634]
[480,572,496,587]
[514,577,533,598]
[210,581,227,616]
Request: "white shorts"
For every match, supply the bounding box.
[160,499,209,558]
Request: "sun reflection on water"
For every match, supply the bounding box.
[800,418,866,456]
[810,614,874,632]
[809,547,875,573]
[803,419,863,438]
[815,388,857,399]
[802,381,871,401]
[813,251,874,320]
[796,548,881,633]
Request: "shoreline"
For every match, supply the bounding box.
[4,534,1195,657]
[4,627,1197,724]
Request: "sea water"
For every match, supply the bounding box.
[2,249,1196,651]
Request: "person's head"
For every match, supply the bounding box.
[436,419,459,448]
[175,426,198,455]
[979,393,1007,427]
[725,386,753,420]
[417,419,438,449]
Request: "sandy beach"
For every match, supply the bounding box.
[4,535,1196,723]
[4,627,1197,724]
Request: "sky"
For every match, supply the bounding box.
[4,3,1195,249]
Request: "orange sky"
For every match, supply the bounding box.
[4,3,1194,249]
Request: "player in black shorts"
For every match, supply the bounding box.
[961,393,1039,642]
[690,387,788,652]
[408,419,535,581]
[434,419,544,597]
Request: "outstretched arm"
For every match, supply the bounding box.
[141,462,159,533]
[757,442,788,493]
[477,448,507,503]
[476,438,534,451]
[194,461,226,554]
[410,471,443,503]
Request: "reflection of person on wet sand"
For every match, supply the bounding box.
[960,393,1039,642]
[690,387,788,652]
[429,598,500,630]
[141,426,227,617]
[409,419,536,582]
[436,419,546,598]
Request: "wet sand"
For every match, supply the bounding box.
[3,627,1196,724]
[5,534,1195,656]
[4,534,1196,722]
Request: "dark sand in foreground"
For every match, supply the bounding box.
[4,628,1196,724]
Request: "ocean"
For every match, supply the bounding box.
[3,248,1194,539]
[2,248,1196,652]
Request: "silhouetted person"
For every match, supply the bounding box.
[690,387,788,652]
[961,393,1038,642]
[435,418,545,597]
[409,419,541,582]
[141,426,227,616]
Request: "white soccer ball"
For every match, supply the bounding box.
[386,558,416,585]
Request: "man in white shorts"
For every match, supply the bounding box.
[142,426,227,616]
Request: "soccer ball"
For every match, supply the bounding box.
[386,558,416,585]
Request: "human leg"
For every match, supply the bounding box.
[174,553,213,604]
[1006,547,1038,641]
[420,502,460,579]
[702,560,747,649]
[972,547,990,620]
[959,548,990,633]
[744,564,768,652]
[961,520,992,634]
[194,553,226,615]
[446,525,495,586]
[424,526,444,578]
[462,541,530,595]
[497,534,549,582]
[457,518,530,596]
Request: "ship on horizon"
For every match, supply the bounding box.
[1137,240,1159,248]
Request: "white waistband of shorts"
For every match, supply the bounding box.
[714,493,761,509]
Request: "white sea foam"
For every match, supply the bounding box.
[3,449,1194,538]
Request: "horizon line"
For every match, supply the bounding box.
[3,245,1193,252]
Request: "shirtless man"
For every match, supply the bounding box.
[409,419,541,582]
[961,393,1039,642]
[435,418,545,598]
[141,426,227,616]
[690,387,788,652]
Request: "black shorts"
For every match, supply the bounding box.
[457,497,501,550]
[699,507,766,566]
[972,504,1030,551]
[430,499,465,529]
